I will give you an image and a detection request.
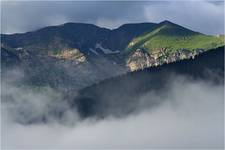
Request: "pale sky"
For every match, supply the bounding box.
[1,1,224,35]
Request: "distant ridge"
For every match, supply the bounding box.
[1,20,224,91]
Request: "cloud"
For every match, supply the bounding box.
[1,1,146,33]
[144,1,224,35]
[1,74,224,149]
[1,1,224,35]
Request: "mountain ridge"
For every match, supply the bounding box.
[1,20,206,36]
[1,22,158,35]
[1,20,224,91]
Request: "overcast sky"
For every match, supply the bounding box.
[1,1,224,35]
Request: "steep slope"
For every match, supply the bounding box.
[1,21,224,92]
[126,21,224,53]
[1,45,21,68]
[125,21,224,70]
[3,46,223,124]
[109,23,158,50]
[71,46,224,119]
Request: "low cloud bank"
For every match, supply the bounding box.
[1,73,224,149]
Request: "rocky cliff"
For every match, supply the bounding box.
[126,48,204,71]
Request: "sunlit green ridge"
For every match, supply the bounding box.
[126,21,224,54]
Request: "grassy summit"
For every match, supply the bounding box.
[126,21,224,54]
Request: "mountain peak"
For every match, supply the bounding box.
[156,20,199,37]
[159,20,175,25]
[158,20,180,28]
[62,22,102,28]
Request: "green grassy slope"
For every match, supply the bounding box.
[125,21,224,54]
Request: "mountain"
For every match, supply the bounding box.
[1,45,127,91]
[1,22,157,55]
[125,20,224,70]
[1,21,224,91]
[2,20,223,61]
[6,46,223,123]
[126,20,224,52]
[1,21,224,124]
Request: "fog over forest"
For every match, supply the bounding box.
[1,1,224,149]
[1,68,224,149]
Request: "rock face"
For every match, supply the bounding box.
[126,48,205,71]
[126,49,154,71]
[50,49,86,64]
